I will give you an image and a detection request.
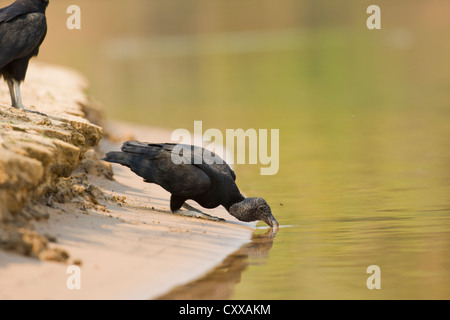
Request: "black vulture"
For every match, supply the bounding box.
[104,141,279,228]
[0,0,49,110]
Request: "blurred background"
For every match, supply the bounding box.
[17,0,450,298]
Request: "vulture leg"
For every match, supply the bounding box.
[13,79,25,109]
[9,79,48,116]
[7,79,20,109]
[176,203,225,222]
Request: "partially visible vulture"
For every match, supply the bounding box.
[0,0,49,110]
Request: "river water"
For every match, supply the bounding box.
[159,105,450,299]
[42,0,450,299]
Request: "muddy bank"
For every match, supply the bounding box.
[0,121,256,299]
[0,62,103,261]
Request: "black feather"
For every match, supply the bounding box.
[104,141,243,212]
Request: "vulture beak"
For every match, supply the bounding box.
[263,213,279,229]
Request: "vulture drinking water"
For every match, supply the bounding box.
[104,141,279,227]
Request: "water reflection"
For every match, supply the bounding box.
[156,228,277,300]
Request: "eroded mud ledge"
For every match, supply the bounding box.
[0,62,104,261]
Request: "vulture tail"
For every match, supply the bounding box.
[103,151,135,168]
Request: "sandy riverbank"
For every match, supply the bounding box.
[0,63,255,299]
